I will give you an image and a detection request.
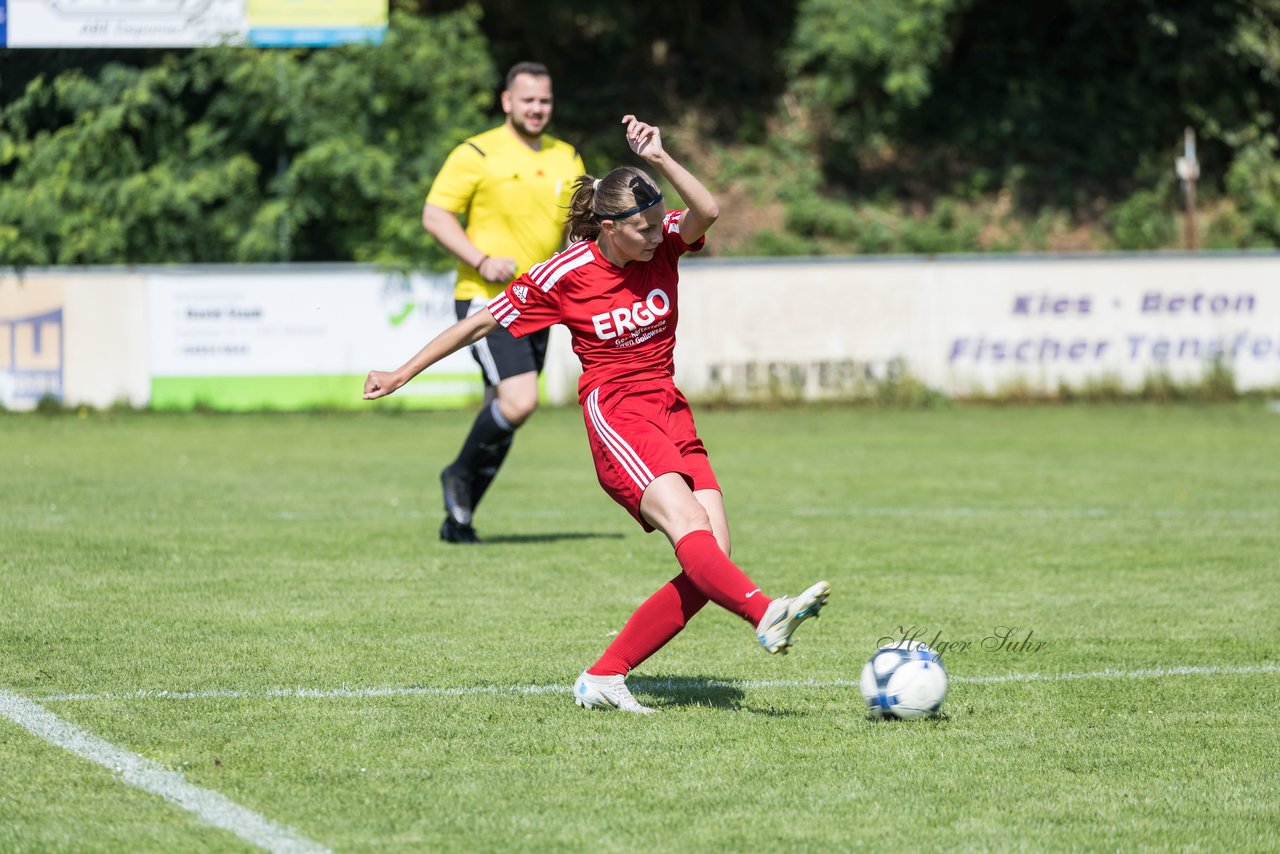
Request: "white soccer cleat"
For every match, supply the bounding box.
[756,581,831,654]
[573,671,655,714]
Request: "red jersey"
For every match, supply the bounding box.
[487,209,704,402]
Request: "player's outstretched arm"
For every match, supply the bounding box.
[620,115,718,245]
[363,310,500,400]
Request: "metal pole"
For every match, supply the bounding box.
[1185,171,1197,251]
[1176,127,1199,252]
[277,55,291,262]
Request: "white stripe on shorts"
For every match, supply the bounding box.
[466,297,501,384]
[586,387,654,490]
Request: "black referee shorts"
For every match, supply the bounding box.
[457,298,549,386]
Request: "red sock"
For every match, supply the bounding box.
[673,529,771,624]
[588,573,708,676]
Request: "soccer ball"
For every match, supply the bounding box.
[859,642,948,719]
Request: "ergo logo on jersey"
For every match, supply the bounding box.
[591,289,672,340]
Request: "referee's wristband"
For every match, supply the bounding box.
[475,254,489,270]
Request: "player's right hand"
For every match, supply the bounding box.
[363,370,402,400]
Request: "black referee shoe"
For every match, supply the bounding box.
[440,466,474,526]
[439,516,481,544]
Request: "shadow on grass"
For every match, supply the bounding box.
[866,711,952,725]
[480,531,626,544]
[629,674,806,717]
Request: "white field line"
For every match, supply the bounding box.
[262,507,1278,522]
[791,506,1276,519]
[0,690,331,854]
[31,663,1280,704]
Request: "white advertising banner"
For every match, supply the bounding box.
[4,0,246,47]
[925,255,1280,394]
[147,268,477,409]
[664,254,1280,402]
[1,0,386,47]
[7,256,1277,410]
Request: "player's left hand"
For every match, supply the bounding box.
[621,115,664,161]
[479,255,519,284]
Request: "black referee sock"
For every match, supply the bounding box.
[450,399,515,488]
[470,431,514,511]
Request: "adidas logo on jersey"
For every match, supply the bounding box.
[591,288,672,340]
[513,285,529,303]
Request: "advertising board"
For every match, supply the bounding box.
[0,0,385,47]
[146,268,479,410]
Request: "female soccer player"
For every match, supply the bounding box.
[364,115,830,713]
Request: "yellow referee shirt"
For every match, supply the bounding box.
[426,125,585,301]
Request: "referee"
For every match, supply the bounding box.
[422,62,585,543]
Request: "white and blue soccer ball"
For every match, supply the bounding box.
[859,641,948,719]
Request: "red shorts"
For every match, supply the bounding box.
[582,381,720,531]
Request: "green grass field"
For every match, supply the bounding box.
[2,403,1278,851]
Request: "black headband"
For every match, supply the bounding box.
[596,192,664,222]
[596,175,664,221]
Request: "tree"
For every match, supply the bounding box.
[3,2,1277,263]
[782,0,1280,212]
[406,0,800,157]
[0,8,494,267]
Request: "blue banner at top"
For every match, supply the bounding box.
[248,25,385,48]
[1,1,8,48]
